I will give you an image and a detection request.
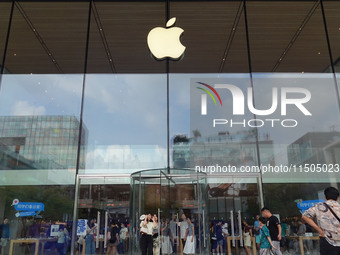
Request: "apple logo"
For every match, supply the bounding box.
[147,17,186,60]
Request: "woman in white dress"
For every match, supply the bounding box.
[183,218,195,255]
[161,219,173,254]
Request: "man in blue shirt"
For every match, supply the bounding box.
[254,215,261,250]
[0,218,10,255]
[214,221,224,255]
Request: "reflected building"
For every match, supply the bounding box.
[287,131,340,165]
[173,129,274,168]
[0,115,87,169]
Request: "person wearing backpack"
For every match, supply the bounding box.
[107,221,119,255]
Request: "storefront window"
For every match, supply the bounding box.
[0,1,339,255]
[0,2,88,253]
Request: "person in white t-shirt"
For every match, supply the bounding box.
[179,214,188,250]
[119,223,129,254]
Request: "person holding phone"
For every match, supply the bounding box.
[140,213,157,255]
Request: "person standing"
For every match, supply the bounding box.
[179,214,188,252]
[140,213,157,255]
[243,220,252,255]
[85,218,97,255]
[0,217,10,255]
[56,225,66,255]
[183,217,195,255]
[107,221,119,255]
[169,215,178,252]
[214,221,224,255]
[279,220,289,254]
[302,186,340,255]
[152,214,160,255]
[254,215,262,250]
[261,207,282,255]
[119,223,129,254]
[258,217,277,255]
[161,219,173,255]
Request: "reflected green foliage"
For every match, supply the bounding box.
[0,185,74,221]
[262,183,338,219]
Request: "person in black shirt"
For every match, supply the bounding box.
[261,207,282,255]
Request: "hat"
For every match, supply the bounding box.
[140,214,146,221]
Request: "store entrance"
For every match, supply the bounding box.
[71,172,262,255]
[130,169,209,255]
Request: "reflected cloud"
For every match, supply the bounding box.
[85,145,167,171]
[11,101,46,115]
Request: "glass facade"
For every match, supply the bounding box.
[0,1,339,255]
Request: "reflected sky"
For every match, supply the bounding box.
[0,72,339,173]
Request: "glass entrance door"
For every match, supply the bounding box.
[72,175,131,255]
[130,169,209,255]
[207,174,262,255]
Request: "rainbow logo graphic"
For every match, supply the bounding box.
[196,82,222,107]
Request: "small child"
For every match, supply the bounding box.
[259,217,277,255]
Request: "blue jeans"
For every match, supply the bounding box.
[118,239,126,254]
[56,243,64,255]
[85,235,95,255]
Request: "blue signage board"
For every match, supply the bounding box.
[15,202,44,212]
[12,199,45,218]
[297,199,324,213]
[77,219,88,236]
[15,211,37,217]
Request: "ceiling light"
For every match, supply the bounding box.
[317,52,321,55]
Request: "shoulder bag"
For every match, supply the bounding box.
[324,202,340,223]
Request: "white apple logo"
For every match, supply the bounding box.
[147,17,186,60]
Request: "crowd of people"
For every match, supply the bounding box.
[76,219,129,255]
[138,213,196,255]
[0,186,338,255]
[210,186,340,255]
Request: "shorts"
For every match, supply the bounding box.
[256,235,261,244]
[217,239,224,246]
[0,238,8,247]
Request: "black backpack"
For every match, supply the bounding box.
[109,227,118,243]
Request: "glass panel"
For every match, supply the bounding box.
[83,1,168,175]
[130,169,209,255]
[0,185,74,255]
[0,2,88,254]
[169,1,252,172]
[247,2,340,255]
[207,175,260,255]
[76,176,130,255]
[80,74,167,175]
